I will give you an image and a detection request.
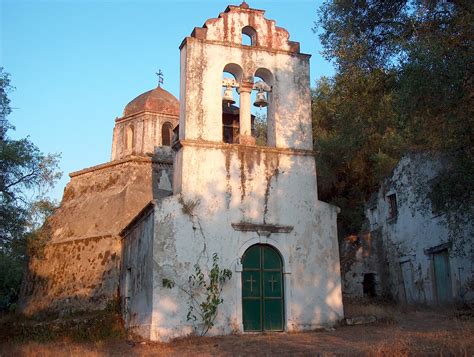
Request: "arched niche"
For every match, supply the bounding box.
[126,125,134,152]
[242,26,257,46]
[161,122,173,146]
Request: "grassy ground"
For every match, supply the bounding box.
[1,299,473,356]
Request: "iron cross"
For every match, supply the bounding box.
[246,275,256,292]
[156,69,164,87]
[269,275,277,292]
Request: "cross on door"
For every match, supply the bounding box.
[269,275,277,292]
[246,275,256,292]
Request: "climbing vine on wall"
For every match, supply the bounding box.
[163,253,232,336]
[164,195,232,336]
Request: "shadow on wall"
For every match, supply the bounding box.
[18,235,122,316]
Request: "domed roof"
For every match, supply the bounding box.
[123,86,179,117]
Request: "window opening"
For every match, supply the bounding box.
[387,194,398,219]
[162,122,173,146]
[251,68,273,146]
[242,33,252,46]
[362,273,377,297]
[242,26,257,46]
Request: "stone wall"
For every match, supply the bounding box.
[19,235,120,314]
[18,155,173,315]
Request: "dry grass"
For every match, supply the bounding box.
[343,296,400,323]
[1,301,473,356]
[0,309,125,344]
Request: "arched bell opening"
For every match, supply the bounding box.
[222,63,243,144]
[251,68,274,147]
[241,244,284,332]
[242,26,257,46]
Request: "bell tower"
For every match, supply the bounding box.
[174,1,313,193]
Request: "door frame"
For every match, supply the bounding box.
[237,237,292,333]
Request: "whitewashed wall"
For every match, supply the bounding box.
[366,154,473,304]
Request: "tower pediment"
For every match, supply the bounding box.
[188,1,300,53]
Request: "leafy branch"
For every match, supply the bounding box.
[162,253,232,336]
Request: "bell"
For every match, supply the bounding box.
[222,86,235,107]
[253,89,268,108]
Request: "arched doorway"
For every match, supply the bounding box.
[242,244,284,331]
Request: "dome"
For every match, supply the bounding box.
[123,86,179,117]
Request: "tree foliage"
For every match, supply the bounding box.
[253,113,268,146]
[0,68,61,309]
[313,1,473,236]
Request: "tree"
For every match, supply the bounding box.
[312,70,404,234]
[313,1,473,239]
[0,68,61,309]
[253,113,267,146]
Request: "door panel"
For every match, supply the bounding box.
[242,299,262,331]
[400,261,414,303]
[264,299,283,331]
[434,250,452,304]
[242,271,261,298]
[263,271,282,298]
[263,247,281,269]
[242,245,284,332]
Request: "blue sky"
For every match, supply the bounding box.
[1,0,334,201]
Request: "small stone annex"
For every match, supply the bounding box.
[341,153,473,305]
[19,2,344,341]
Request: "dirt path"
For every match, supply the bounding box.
[1,309,473,356]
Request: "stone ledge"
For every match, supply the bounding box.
[69,156,172,178]
[179,139,315,157]
[49,234,116,246]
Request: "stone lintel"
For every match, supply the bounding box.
[424,242,452,255]
[231,223,293,234]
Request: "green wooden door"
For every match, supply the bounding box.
[433,250,452,304]
[242,245,284,331]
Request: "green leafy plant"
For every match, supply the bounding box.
[162,253,232,336]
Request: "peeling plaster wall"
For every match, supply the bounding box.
[125,144,343,341]
[180,38,312,150]
[19,156,173,315]
[341,230,389,298]
[179,22,312,151]
[359,154,473,304]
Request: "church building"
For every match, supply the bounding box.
[19,2,343,341]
